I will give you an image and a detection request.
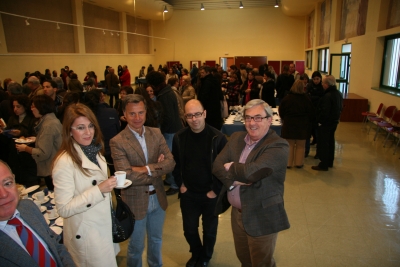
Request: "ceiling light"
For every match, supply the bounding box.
[25,19,30,26]
[201,3,204,10]
[240,1,243,9]
[56,23,60,29]
[164,5,168,13]
[274,0,279,8]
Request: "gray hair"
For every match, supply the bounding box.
[28,76,40,85]
[7,82,23,95]
[122,94,147,112]
[243,99,273,117]
[323,75,336,86]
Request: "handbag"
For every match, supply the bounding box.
[111,194,135,243]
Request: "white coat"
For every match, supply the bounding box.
[52,143,119,267]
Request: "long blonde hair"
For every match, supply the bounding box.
[53,103,104,176]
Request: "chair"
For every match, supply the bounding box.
[362,103,383,125]
[381,110,400,150]
[368,105,396,135]
[371,106,397,140]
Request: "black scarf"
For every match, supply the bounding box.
[79,139,102,167]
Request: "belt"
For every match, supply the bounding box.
[145,189,156,195]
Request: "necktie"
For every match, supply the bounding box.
[8,217,56,267]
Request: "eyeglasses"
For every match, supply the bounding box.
[71,124,95,132]
[184,111,205,119]
[244,116,269,122]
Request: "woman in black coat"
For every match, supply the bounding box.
[279,80,314,168]
[276,65,294,104]
[240,70,260,105]
[260,71,276,108]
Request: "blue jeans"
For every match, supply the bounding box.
[127,194,166,267]
[163,133,178,189]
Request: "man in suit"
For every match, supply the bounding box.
[0,160,75,267]
[172,100,227,267]
[212,99,290,267]
[110,94,175,267]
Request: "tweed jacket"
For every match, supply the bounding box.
[0,200,76,267]
[52,143,118,267]
[110,126,176,220]
[213,130,290,237]
[32,113,62,176]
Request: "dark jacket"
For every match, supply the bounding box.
[197,74,223,130]
[276,73,294,99]
[172,124,227,196]
[157,84,183,134]
[306,82,324,107]
[316,86,343,125]
[279,93,314,140]
[6,113,37,137]
[96,103,120,155]
[261,80,276,108]
[240,79,260,104]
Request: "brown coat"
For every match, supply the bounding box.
[110,126,175,220]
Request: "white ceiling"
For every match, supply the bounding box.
[83,0,322,20]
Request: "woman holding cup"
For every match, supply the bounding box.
[52,103,118,267]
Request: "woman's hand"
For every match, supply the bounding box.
[98,176,117,193]
[15,144,27,152]
[10,129,21,136]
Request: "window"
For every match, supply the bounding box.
[380,34,400,90]
[318,47,330,73]
[305,50,313,69]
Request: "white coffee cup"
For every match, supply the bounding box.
[33,200,41,209]
[47,207,56,218]
[115,171,127,187]
[36,191,45,202]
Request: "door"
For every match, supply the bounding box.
[329,53,350,94]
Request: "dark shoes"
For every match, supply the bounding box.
[163,180,170,186]
[196,261,209,267]
[186,258,198,267]
[165,187,179,195]
[311,166,328,171]
[296,165,304,168]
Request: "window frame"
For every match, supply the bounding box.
[380,33,400,91]
[305,50,313,70]
[318,47,330,74]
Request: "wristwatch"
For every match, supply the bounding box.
[229,185,235,191]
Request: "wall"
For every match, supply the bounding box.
[305,0,400,113]
[151,8,306,68]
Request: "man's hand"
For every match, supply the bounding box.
[131,166,148,174]
[224,162,234,171]
[180,185,187,194]
[206,190,217,199]
[157,154,165,163]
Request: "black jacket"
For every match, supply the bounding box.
[96,103,120,155]
[157,84,183,134]
[172,124,227,196]
[276,73,294,99]
[261,80,276,108]
[240,79,260,103]
[316,86,343,125]
[197,74,223,130]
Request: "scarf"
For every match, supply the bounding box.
[79,139,102,167]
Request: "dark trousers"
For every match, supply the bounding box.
[317,123,338,168]
[109,93,119,108]
[180,190,219,262]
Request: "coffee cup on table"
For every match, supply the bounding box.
[33,200,41,209]
[36,191,45,202]
[47,206,56,218]
[115,171,127,187]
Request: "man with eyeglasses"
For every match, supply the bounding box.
[213,99,290,267]
[172,100,227,267]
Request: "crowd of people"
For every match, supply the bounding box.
[0,61,343,267]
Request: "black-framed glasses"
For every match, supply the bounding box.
[185,111,205,119]
[244,116,268,122]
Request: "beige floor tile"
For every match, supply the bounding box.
[314,254,400,267]
[302,202,357,227]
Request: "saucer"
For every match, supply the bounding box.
[50,199,55,205]
[40,206,46,213]
[54,217,64,227]
[115,179,132,189]
[47,192,55,198]
[50,226,63,235]
[33,196,50,204]
[45,217,50,225]
[45,213,60,221]
[22,185,39,195]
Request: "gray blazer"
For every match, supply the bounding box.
[213,130,290,237]
[110,126,176,220]
[32,113,62,176]
[0,200,76,267]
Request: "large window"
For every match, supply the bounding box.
[381,34,400,90]
[318,47,330,73]
[305,50,313,69]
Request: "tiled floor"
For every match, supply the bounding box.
[116,122,400,267]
